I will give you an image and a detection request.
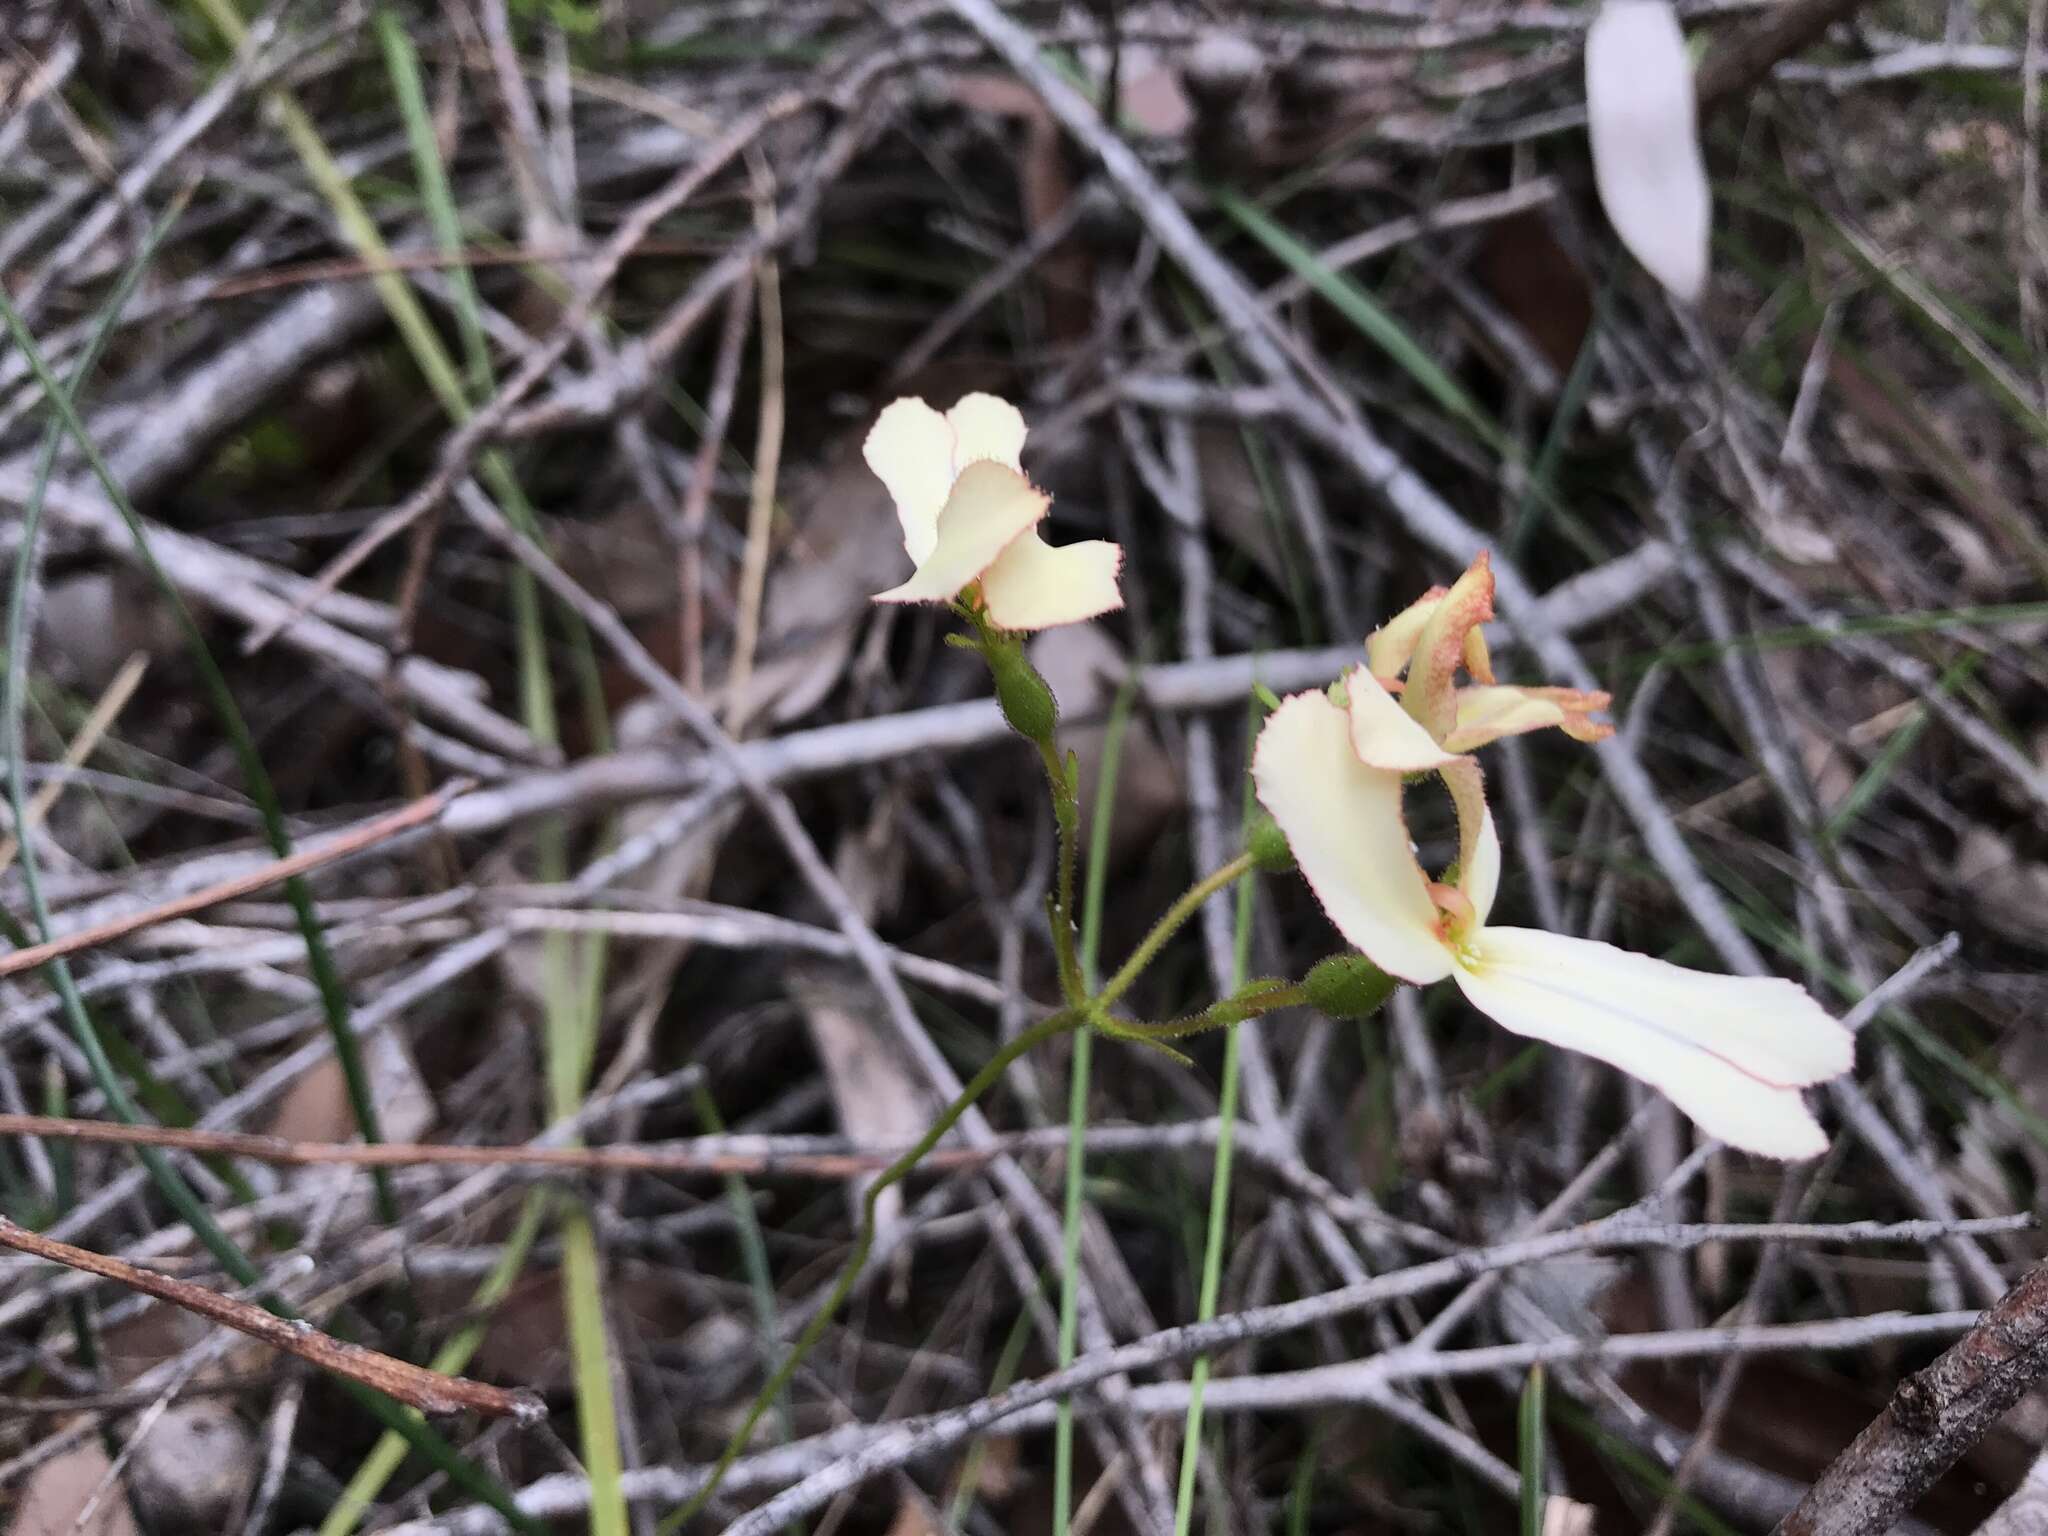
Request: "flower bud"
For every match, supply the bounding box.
[1303,953,1397,1019]
[1245,812,1294,873]
[988,644,1059,743]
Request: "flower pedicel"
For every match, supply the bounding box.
[1253,553,1855,1158]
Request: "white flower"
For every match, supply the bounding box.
[1252,579,1854,1158]
[1586,0,1712,302]
[863,394,1123,631]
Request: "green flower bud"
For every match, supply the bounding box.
[1303,953,1398,1019]
[1245,812,1294,873]
[988,645,1059,743]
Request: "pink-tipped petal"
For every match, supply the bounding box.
[945,393,1028,475]
[873,460,1049,607]
[1455,927,1852,1158]
[1252,690,1456,986]
[864,397,957,563]
[1345,667,1463,771]
[1443,685,1615,752]
[1403,553,1496,741]
[978,531,1124,631]
[1364,587,1447,685]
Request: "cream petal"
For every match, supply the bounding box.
[1443,761,1501,925]
[873,460,1048,607]
[1586,0,1711,302]
[1443,685,1613,752]
[945,393,1028,476]
[1345,667,1461,771]
[1455,927,1852,1158]
[1403,553,1495,742]
[1252,690,1455,986]
[1365,588,1446,684]
[978,531,1124,631]
[864,398,958,564]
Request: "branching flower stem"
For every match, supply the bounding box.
[1095,852,1259,1014]
[664,1003,1087,1531]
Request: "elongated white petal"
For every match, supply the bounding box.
[873,460,1048,606]
[1252,690,1455,985]
[864,397,957,563]
[1345,667,1461,771]
[1586,0,1711,303]
[945,393,1028,475]
[1456,927,1852,1157]
[978,531,1124,630]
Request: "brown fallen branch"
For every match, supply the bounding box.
[0,1218,540,1421]
[1771,1260,2048,1536]
[0,781,467,980]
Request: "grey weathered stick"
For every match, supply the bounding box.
[1772,1261,2048,1536]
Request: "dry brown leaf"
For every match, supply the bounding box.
[7,1444,141,1536]
[264,1026,435,1149]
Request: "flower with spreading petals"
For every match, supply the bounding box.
[863,394,1123,631]
[1253,556,1854,1159]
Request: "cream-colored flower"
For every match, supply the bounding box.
[1254,571,1854,1159]
[863,394,1123,631]
[1366,551,1613,752]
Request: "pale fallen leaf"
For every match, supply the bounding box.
[1585,0,1710,301]
[265,1026,435,1150]
[126,1400,256,1530]
[1977,1448,2048,1536]
[8,1443,141,1536]
[786,798,935,1257]
[1543,1495,1599,1536]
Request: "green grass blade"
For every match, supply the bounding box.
[1210,186,1507,455]
[1172,691,1264,1533]
[1054,677,1138,1536]
[0,208,538,1536]
[1518,1364,1547,1536]
[318,1193,550,1536]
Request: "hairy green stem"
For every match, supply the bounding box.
[1038,738,1086,1004]
[1096,853,1260,1014]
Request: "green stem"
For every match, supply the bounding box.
[1102,982,1308,1044]
[1053,675,1135,1534]
[1038,738,1086,1004]
[1096,853,1260,1014]
[1173,809,1262,1532]
[662,1006,1086,1532]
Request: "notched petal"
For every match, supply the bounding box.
[979,532,1125,631]
[872,460,1048,607]
[864,397,958,564]
[945,393,1029,475]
